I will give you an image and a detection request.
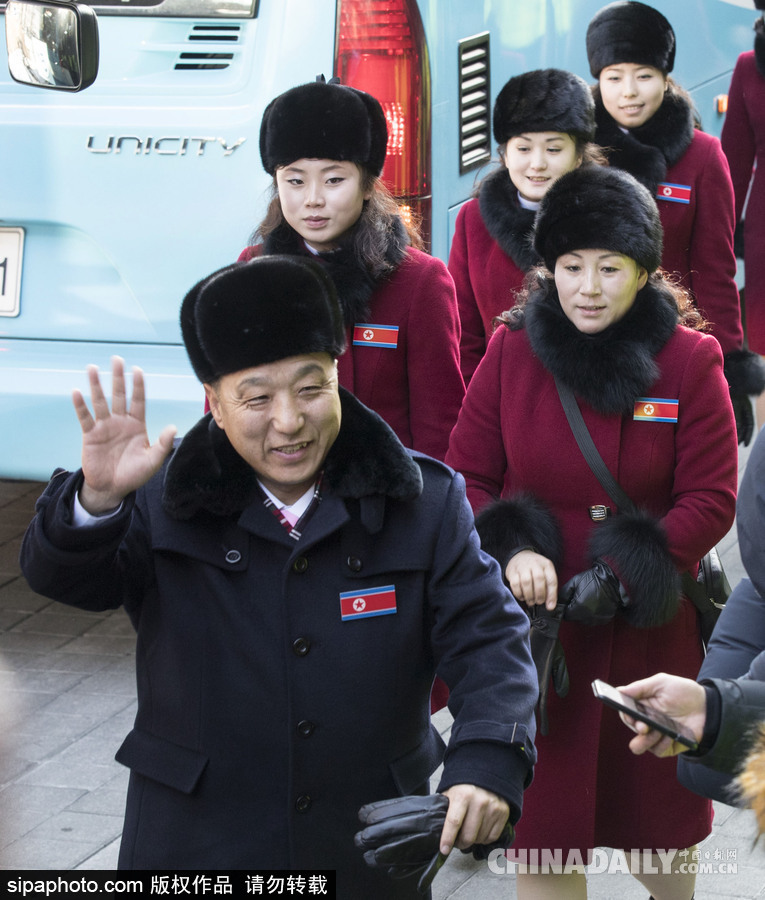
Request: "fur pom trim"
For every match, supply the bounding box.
[724,348,765,397]
[589,510,680,628]
[478,168,538,270]
[738,722,765,838]
[592,84,695,194]
[475,494,563,570]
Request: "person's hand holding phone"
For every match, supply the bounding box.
[610,673,707,757]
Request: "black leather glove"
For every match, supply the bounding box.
[561,558,628,626]
[355,794,516,893]
[355,794,449,893]
[529,603,569,736]
[730,391,754,446]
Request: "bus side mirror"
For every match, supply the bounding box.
[5,0,99,91]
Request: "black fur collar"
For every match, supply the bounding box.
[523,280,679,415]
[478,168,538,269]
[263,218,409,327]
[161,387,423,520]
[756,17,765,79]
[593,83,695,193]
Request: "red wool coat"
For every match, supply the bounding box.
[446,311,737,854]
[238,245,464,461]
[448,198,528,383]
[655,130,743,355]
[721,50,765,354]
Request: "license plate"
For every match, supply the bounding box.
[0,227,24,317]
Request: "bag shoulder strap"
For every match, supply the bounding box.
[554,378,710,611]
[554,378,637,514]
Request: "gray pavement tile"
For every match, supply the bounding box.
[0,834,103,870]
[15,758,120,792]
[0,632,72,654]
[56,634,137,657]
[20,650,122,674]
[23,810,123,846]
[74,837,121,870]
[11,612,110,638]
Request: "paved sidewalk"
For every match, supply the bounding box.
[0,471,763,897]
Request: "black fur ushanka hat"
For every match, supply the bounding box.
[586,1,676,77]
[493,68,596,145]
[259,78,388,176]
[181,255,346,384]
[533,166,663,273]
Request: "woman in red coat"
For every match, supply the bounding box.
[448,68,602,384]
[721,1,765,426]
[446,166,738,900]
[238,78,464,462]
[586,1,765,445]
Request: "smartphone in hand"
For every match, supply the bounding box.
[591,679,699,750]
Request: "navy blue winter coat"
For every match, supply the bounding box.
[20,388,537,899]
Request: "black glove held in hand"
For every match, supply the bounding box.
[355,794,449,893]
[561,558,628,626]
[730,391,754,446]
[529,603,569,736]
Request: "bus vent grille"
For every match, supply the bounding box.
[458,32,491,174]
[187,23,241,42]
[176,52,235,70]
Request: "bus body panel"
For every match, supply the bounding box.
[0,0,754,478]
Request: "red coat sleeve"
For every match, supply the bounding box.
[448,201,488,384]
[721,53,756,223]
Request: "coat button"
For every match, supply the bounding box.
[292,556,309,574]
[292,637,311,657]
[346,556,363,572]
[297,720,315,738]
[295,794,312,813]
[225,550,241,564]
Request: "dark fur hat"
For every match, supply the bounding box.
[493,68,596,145]
[181,255,346,384]
[586,1,676,77]
[259,78,388,176]
[533,166,663,273]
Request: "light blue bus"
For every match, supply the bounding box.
[0,0,755,479]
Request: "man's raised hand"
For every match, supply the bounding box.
[73,357,177,514]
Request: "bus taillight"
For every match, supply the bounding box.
[335,0,432,246]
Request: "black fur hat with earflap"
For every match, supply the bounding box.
[259,77,388,176]
[586,1,676,78]
[533,166,663,273]
[492,68,596,146]
[181,255,347,384]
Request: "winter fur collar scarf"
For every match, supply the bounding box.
[262,218,409,327]
[593,83,695,194]
[522,279,679,415]
[161,386,423,520]
[478,167,538,270]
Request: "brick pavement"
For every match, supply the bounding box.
[0,473,763,897]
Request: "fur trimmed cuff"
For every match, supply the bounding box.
[724,349,765,397]
[475,494,563,571]
[589,510,680,628]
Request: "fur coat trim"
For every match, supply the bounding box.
[161,387,423,521]
[262,219,409,327]
[478,168,539,270]
[589,509,680,628]
[522,279,679,415]
[724,348,765,397]
[474,494,564,572]
[593,83,695,194]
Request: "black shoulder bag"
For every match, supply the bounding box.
[555,377,729,648]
